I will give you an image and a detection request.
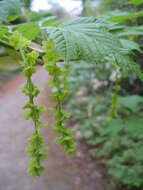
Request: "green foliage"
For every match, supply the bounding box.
[27,11,53,22]
[68,92,143,188]
[118,95,143,112]
[63,46,143,189]
[106,10,143,23]
[88,96,143,188]
[120,39,142,53]
[0,25,8,38]
[116,25,143,37]
[91,115,143,187]
[0,56,20,71]
[128,0,143,5]
[40,16,57,27]
[22,0,32,8]
[48,17,143,84]
[49,17,127,63]
[13,23,40,40]
[64,59,109,138]
[0,0,22,23]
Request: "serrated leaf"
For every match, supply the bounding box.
[49,17,127,63]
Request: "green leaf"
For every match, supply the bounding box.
[120,39,142,53]
[100,118,123,136]
[125,116,143,136]
[39,16,57,27]
[47,17,143,83]
[6,47,21,60]
[118,95,143,112]
[0,25,8,38]
[13,23,40,40]
[0,0,22,23]
[0,56,20,71]
[49,17,127,63]
[27,11,53,22]
[117,26,143,37]
[128,0,143,5]
[106,10,143,23]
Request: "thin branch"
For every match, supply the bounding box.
[0,38,44,53]
[0,39,65,65]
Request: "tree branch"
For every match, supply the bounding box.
[0,39,65,65]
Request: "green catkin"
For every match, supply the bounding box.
[43,40,76,154]
[10,31,47,177]
[108,74,121,123]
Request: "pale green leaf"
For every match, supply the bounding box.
[120,39,142,53]
[0,25,8,38]
[13,23,40,40]
[0,0,22,23]
[118,95,143,112]
[106,10,143,23]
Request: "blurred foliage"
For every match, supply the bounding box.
[105,10,143,23]
[22,0,32,8]
[26,11,53,22]
[0,0,22,23]
[90,96,143,188]
[63,0,143,189]
[13,23,40,40]
[65,62,143,188]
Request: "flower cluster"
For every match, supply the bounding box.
[43,40,76,154]
[10,32,47,177]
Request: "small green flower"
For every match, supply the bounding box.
[43,40,76,155]
[9,31,30,50]
[10,31,47,177]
